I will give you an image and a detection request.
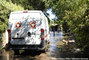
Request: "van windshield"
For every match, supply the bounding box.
[9,12,41,20]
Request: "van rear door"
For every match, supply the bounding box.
[9,11,43,45]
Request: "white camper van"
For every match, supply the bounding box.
[7,10,50,52]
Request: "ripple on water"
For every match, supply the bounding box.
[50,45,56,51]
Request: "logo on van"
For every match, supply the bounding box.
[15,22,21,28]
[30,21,36,28]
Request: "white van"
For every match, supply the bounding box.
[7,10,50,53]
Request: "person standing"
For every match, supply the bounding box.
[53,27,55,36]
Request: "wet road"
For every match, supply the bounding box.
[0,31,87,60]
[0,31,73,60]
[50,31,63,58]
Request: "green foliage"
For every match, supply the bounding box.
[0,0,24,11]
[52,0,89,56]
[0,0,24,33]
[8,0,46,11]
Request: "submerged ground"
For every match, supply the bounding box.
[0,31,88,60]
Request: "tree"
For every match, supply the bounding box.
[7,0,46,11]
[51,0,89,57]
[0,0,24,32]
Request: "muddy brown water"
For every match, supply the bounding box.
[0,31,88,60]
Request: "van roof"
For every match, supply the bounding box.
[11,10,43,14]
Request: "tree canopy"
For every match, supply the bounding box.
[51,0,89,57]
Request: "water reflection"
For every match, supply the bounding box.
[1,50,43,60]
[50,31,63,37]
[50,46,56,51]
[50,31,63,52]
[0,31,85,60]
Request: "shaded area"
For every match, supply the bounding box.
[50,31,86,58]
[0,49,49,60]
[50,25,59,31]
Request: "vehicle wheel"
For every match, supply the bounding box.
[14,50,19,55]
[43,45,48,53]
[47,42,50,51]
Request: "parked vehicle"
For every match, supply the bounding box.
[7,10,50,53]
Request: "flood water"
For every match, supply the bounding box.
[0,31,88,60]
[50,31,88,59]
[50,31,63,58]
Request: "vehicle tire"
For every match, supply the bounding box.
[42,45,48,53]
[14,50,19,55]
[47,42,50,51]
